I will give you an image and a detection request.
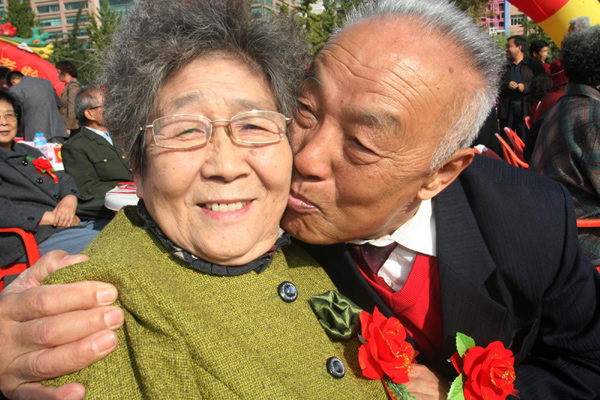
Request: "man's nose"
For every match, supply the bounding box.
[291,123,333,181]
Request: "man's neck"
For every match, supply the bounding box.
[510,53,524,65]
[86,122,106,132]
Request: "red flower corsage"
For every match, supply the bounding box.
[449,333,518,400]
[358,307,417,399]
[30,157,58,183]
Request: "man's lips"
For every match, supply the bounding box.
[287,191,318,211]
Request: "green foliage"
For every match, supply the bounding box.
[449,0,489,24]
[48,1,122,85]
[294,0,365,57]
[5,0,38,38]
[49,9,91,82]
[86,0,121,54]
[519,18,561,62]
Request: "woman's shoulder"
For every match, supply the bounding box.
[43,207,163,286]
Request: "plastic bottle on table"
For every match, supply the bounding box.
[33,132,52,160]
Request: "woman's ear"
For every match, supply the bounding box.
[416,148,474,201]
[134,174,144,199]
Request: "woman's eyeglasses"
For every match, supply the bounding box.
[141,110,291,149]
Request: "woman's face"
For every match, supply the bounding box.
[136,56,293,266]
[0,99,17,149]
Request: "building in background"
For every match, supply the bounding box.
[479,0,507,36]
[0,0,134,40]
[251,0,297,19]
[473,1,532,37]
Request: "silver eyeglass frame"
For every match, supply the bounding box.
[140,110,292,150]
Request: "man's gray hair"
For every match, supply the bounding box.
[98,0,309,175]
[569,16,591,33]
[74,86,101,126]
[341,0,504,170]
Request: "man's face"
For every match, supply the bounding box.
[282,18,480,244]
[87,91,105,128]
[505,39,522,62]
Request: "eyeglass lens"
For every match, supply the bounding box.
[0,112,16,121]
[152,112,285,148]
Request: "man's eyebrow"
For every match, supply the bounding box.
[352,110,401,133]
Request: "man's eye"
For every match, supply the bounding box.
[295,101,317,126]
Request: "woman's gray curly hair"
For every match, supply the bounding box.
[562,25,600,88]
[99,0,309,175]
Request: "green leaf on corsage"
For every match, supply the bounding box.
[456,332,476,358]
[383,377,418,400]
[448,374,466,400]
[309,290,362,340]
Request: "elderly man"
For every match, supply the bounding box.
[61,86,132,217]
[1,1,599,399]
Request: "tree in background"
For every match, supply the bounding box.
[86,0,121,54]
[48,2,122,85]
[5,0,38,39]
[295,0,363,57]
[49,9,93,83]
[449,0,489,23]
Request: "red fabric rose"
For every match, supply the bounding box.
[358,307,415,383]
[32,157,52,172]
[462,341,516,400]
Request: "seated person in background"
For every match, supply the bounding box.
[6,71,68,143]
[0,89,105,270]
[61,86,132,219]
[41,1,389,398]
[531,58,568,123]
[530,26,600,262]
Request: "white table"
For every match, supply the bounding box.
[104,184,139,211]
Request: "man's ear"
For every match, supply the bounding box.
[416,148,474,201]
[83,108,95,122]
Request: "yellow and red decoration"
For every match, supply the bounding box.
[510,0,600,47]
[0,24,64,95]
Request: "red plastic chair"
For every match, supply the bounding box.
[574,221,600,273]
[503,127,526,161]
[495,133,529,169]
[525,116,532,131]
[0,228,40,291]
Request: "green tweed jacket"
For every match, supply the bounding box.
[43,207,387,399]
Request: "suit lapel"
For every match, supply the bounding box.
[433,177,508,378]
[82,128,129,169]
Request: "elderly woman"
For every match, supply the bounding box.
[43,0,388,398]
[0,89,103,269]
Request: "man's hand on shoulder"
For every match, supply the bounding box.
[0,251,123,400]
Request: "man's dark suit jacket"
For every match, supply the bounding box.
[303,155,600,399]
[62,126,132,201]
